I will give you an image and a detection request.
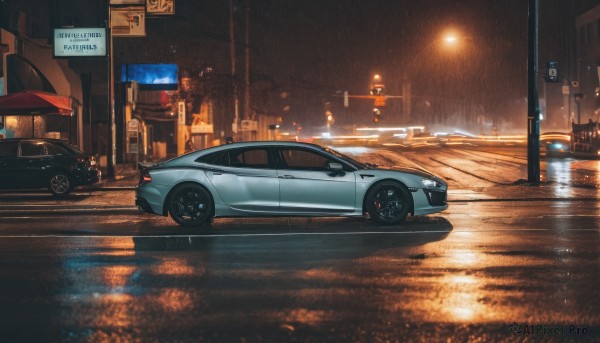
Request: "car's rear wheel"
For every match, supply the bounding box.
[167,183,213,227]
[48,172,73,196]
[365,181,411,225]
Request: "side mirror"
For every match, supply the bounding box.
[327,162,345,175]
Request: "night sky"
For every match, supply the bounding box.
[115,0,599,134]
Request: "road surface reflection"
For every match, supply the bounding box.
[544,158,600,197]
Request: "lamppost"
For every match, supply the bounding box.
[527,0,539,185]
[401,32,463,124]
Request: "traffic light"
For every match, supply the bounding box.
[370,85,384,96]
[370,74,384,95]
[372,108,382,123]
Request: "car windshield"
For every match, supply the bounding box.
[53,141,83,155]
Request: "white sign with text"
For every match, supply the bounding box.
[54,28,107,57]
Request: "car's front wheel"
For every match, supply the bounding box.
[365,181,411,225]
[48,172,73,196]
[167,183,213,227]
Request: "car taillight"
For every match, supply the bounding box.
[75,155,97,169]
[139,170,152,185]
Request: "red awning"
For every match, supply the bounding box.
[0,90,72,115]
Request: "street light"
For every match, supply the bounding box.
[444,35,457,44]
[370,74,384,96]
[401,31,464,123]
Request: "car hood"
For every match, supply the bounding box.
[372,166,441,180]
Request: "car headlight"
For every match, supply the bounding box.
[421,178,442,188]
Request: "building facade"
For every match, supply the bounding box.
[575,4,600,122]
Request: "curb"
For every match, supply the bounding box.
[84,186,137,191]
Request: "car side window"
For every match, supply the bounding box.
[279,148,331,171]
[45,143,63,156]
[198,148,270,169]
[0,141,19,157]
[197,151,230,166]
[230,149,269,168]
[20,141,45,157]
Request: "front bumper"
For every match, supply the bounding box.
[423,189,447,206]
[411,187,448,216]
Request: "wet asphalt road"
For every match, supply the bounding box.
[0,195,599,342]
[0,145,599,342]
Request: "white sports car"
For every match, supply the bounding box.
[135,141,448,227]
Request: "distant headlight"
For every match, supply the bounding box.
[421,178,442,188]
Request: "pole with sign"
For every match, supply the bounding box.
[527,0,540,185]
[177,101,186,156]
[544,61,559,82]
[126,119,140,167]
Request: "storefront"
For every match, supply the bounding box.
[1,28,83,147]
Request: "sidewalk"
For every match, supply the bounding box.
[89,164,139,190]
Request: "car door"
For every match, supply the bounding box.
[0,141,20,189]
[276,147,356,213]
[17,140,50,188]
[203,147,280,212]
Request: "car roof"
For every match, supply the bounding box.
[218,140,324,148]
[197,141,329,155]
[165,141,331,166]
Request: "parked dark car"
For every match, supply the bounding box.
[0,138,100,195]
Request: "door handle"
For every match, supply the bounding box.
[206,168,225,175]
[278,175,295,179]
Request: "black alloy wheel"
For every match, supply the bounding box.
[168,183,213,227]
[365,181,411,225]
[48,172,73,196]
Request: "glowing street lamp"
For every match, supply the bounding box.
[402,30,464,121]
[445,35,457,44]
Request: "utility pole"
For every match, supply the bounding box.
[244,0,251,141]
[527,0,540,185]
[106,5,115,178]
[229,0,239,140]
